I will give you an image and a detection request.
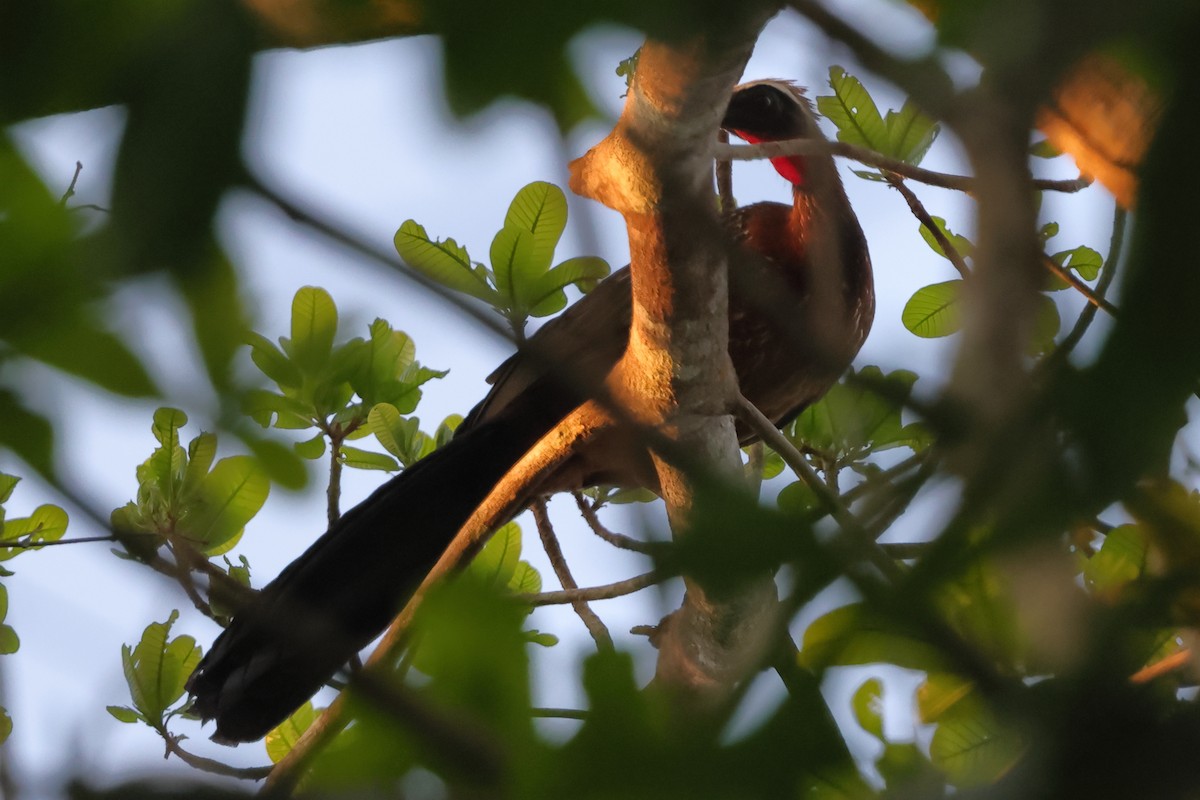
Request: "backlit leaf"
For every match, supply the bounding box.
[903,280,963,338]
[394,220,497,304]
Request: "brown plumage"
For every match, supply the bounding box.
[186,79,874,744]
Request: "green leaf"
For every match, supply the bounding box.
[107,705,142,724]
[151,407,188,448]
[120,610,201,723]
[14,316,156,398]
[511,561,542,596]
[1029,293,1061,355]
[787,366,927,464]
[525,630,559,647]
[468,521,522,588]
[526,256,611,318]
[187,456,269,554]
[1029,139,1061,158]
[0,473,18,505]
[903,280,964,338]
[351,319,416,407]
[504,181,568,274]
[293,433,326,459]
[1084,524,1148,596]
[799,603,949,672]
[266,702,318,764]
[918,216,974,261]
[777,480,819,514]
[0,391,55,481]
[929,693,1023,787]
[244,435,308,491]
[0,624,18,655]
[817,66,888,151]
[883,100,940,165]
[242,389,313,430]
[0,707,9,744]
[917,672,975,724]
[0,504,69,560]
[394,220,498,304]
[852,677,885,740]
[247,331,302,389]
[340,446,399,472]
[287,286,338,374]
[182,432,218,493]
[491,224,537,321]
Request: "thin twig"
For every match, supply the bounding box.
[1053,207,1126,361]
[520,570,665,607]
[886,175,970,278]
[571,491,654,553]
[163,733,272,780]
[59,161,83,206]
[0,533,118,549]
[879,541,933,559]
[531,707,588,720]
[734,393,904,583]
[327,435,343,528]
[1042,254,1118,316]
[531,499,613,650]
[715,139,1091,195]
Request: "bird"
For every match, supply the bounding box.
[186,79,875,744]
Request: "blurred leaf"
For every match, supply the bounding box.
[788,366,926,463]
[1030,139,1061,158]
[243,434,308,490]
[0,473,17,505]
[0,390,54,480]
[877,742,945,794]
[14,316,156,397]
[266,702,318,764]
[247,332,301,389]
[852,677,885,740]
[917,672,975,724]
[903,280,963,338]
[929,693,1024,787]
[0,706,9,744]
[1084,524,1148,597]
[799,603,949,672]
[104,1,254,275]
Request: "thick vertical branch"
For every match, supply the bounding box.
[568,5,781,716]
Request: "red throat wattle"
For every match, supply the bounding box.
[732,129,807,187]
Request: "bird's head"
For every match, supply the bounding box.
[722,80,819,187]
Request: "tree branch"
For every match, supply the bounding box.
[530,499,613,650]
[520,570,666,607]
[716,139,1091,194]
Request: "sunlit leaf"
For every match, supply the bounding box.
[394,220,497,304]
[120,610,201,723]
[247,331,302,389]
[817,67,888,151]
[188,456,269,554]
[266,702,318,764]
[917,672,975,724]
[504,181,567,274]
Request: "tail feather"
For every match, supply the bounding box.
[186,409,555,743]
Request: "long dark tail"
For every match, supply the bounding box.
[186,401,559,744]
